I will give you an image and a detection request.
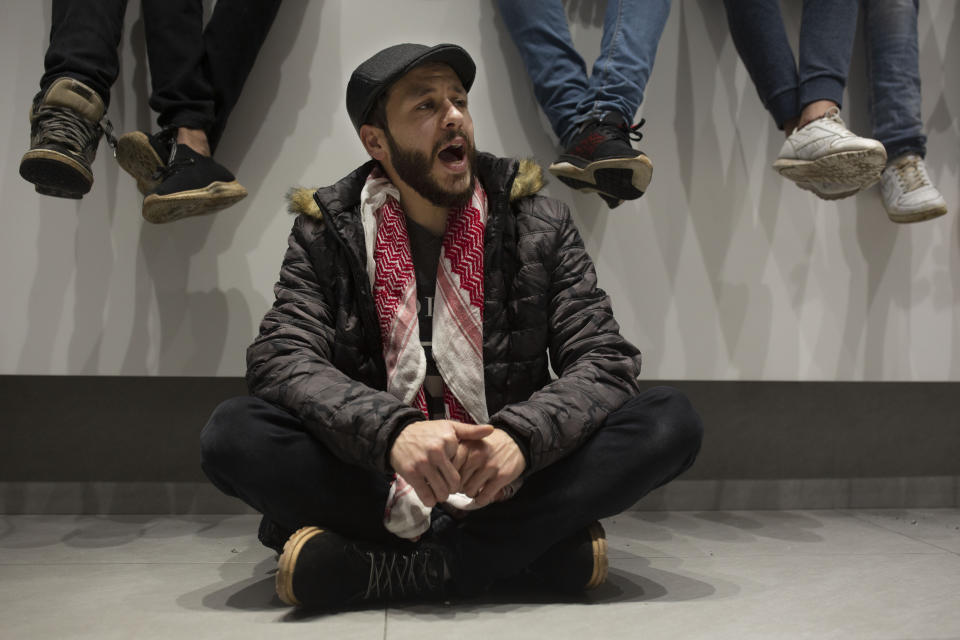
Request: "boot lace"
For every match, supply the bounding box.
[364,548,443,600]
[33,105,105,154]
[894,156,929,194]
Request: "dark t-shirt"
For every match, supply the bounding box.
[405,216,445,419]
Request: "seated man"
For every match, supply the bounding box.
[200,42,703,610]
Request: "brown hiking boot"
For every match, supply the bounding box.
[19,77,107,198]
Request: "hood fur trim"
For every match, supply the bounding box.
[287,187,322,220]
[287,158,545,218]
[510,158,544,201]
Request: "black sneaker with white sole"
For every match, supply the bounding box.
[141,143,247,224]
[276,526,454,609]
[549,113,652,201]
[19,77,109,199]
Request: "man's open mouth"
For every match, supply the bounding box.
[437,142,466,164]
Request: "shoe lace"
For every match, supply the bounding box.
[364,548,442,600]
[32,104,107,154]
[151,140,195,182]
[621,118,645,142]
[894,157,930,193]
[807,106,848,133]
[596,116,645,143]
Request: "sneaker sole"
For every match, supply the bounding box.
[141,181,248,224]
[116,131,164,195]
[773,148,886,187]
[549,154,653,201]
[585,521,608,590]
[887,202,949,224]
[276,525,325,606]
[795,182,861,201]
[19,149,92,197]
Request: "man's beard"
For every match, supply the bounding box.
[384,128,476,209]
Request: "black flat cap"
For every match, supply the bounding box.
[346,43,476,132]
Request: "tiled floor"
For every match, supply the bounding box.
[2,510,959,639]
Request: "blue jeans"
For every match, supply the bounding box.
[863,0,926,160]
[200,387,703,594]
[723,0,859,130]
[497,0,670,147]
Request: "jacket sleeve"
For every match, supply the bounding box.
[488,201,642,473]
[245,215,423,474]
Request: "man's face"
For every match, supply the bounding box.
[379,63,476,208]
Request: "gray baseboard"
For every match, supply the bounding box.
[1,477,956,514]
[2,376,958,512]
[0,482,255,515]
[639,476,960,510]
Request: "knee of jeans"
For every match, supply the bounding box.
[641,386,704,455]
[199,396,254,474]
[664,387,704,445]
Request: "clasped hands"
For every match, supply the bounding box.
[388,419,526,508]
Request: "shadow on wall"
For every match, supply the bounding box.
[935,2,960,378]
[120,1,319,375]
[669,0,774,377]
[16,2,317,376]
[479,0,615,262]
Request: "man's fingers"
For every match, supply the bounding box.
[456,443,487,493]
[474,474,511,507]
[408,476,438,508]
[451,443,469,471]
[452,422,494,441]
[462,466,494,499]
[434,457,461,495]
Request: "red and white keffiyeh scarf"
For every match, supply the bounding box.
[360,167,489,423]
[360,168,505,539]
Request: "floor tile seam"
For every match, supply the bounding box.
[620,550,958,560]
[0,560,268,566]
[845,510,960,553]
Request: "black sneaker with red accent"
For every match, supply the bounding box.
[549,113,652,202]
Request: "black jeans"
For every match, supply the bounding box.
[41,0,280,150]
[201,386,703,594]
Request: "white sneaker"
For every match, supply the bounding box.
[880,154,948,223]
[773,107,886,188]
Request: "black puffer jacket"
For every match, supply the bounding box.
[247,152,642,476]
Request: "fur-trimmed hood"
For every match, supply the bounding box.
[286,157,544,220]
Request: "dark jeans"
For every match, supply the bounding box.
[722,0,859,129]
[863,0,926,160]
[200,386,703,594]
[41,0,280,150]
